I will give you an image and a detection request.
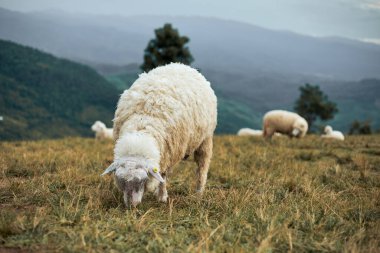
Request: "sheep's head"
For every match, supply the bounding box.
[292,118,308,138]
[91,121,106,133]
[101,158,164,207]
[324,125,333,134]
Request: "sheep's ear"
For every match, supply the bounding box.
[101,162,118,176]
[292,128,300,137]
[148,167,165,183]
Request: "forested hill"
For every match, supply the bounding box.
[0,39,255,140]
[0,39,119,140]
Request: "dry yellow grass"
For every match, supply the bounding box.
[0,135,379,252]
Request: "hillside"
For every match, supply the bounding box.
[0,39,259,139]
[1,135,379,251]
[0,39,119,140]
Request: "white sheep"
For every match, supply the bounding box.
[263,110,308,138]
[237,128,263,136]
[237,128,283,137]
[101,63,217,207]
[91,121,113,140]
[321,125,345,141]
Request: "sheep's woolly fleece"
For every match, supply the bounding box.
[237,128,263,136]
[322,125,345,141]
[263,110,308,138]
[113,63,218,173]
[91,121,113,140]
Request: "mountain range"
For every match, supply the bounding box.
[1,8,380,80]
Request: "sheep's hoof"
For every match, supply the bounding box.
[196,189,204,195]
[158,195,168,203]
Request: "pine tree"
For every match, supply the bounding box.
[294,83,338,129]
[141,23,194,72]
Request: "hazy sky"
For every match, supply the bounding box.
[1,0,380,42]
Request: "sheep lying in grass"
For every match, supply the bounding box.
[91,121,113,140]
[321,125,344,141]
[263,110,308,139]
[237,128,263,136]
[237,128,282,137]
[102,63,217,207]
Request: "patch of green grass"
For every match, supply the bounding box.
[0,135,380,252]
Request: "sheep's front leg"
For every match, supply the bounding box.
[146,176,168,203]
[157,174,168,203]
[123,191,129,207]
[194,136,213,193]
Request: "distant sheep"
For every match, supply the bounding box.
[237,128,263,136]
[321,125,344,141]
[91,121,113,140]
[263,110,308,138]
[101,63,217,207]
[237,128,282,137]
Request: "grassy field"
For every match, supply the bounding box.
[0,135,379,252]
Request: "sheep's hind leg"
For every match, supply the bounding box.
[263,127,275,142]
[194,136,213,193]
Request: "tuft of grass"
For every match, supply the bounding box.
[0,135,380,252]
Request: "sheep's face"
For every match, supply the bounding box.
[324,126,333,134]
[115,164,148,207]
[91,121,105,132]
[292,118,308,137]
[101,158,164,207]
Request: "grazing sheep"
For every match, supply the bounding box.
[237,128,263,136]
[321,125,345,141]
[102,63,217,207]
[91,121,113,140]
[263,110,308,138]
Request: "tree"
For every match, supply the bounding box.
[294,83,338,129]
[349,120,372,135]
[141,23,194,72]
